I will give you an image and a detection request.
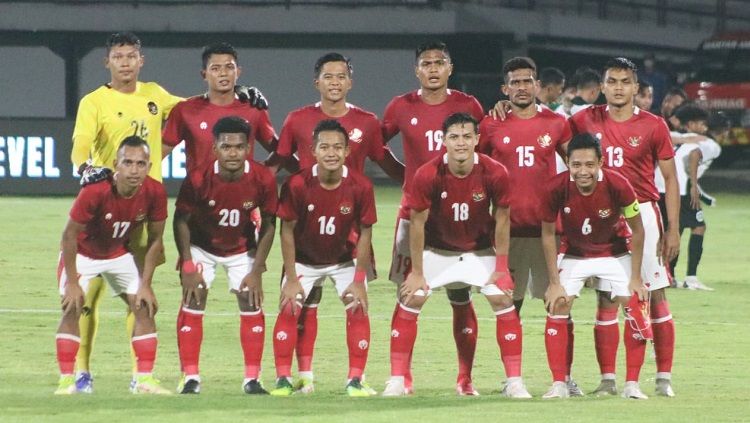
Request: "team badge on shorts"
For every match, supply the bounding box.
[147,102,158,115]
[243,200,255,210]
[627,136,641,147]
[537,133,552,148]
[340,203,352,215]
[472,191,486,202]
[348,128,363,144]
[598,208,612,218]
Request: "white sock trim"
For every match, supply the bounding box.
[303,304,319,309]
[656,372,671,380]
[398,302,421,314]
[449,299,472,306]
[651,314,673,324]
[494,305,516,316]
[595,318,619,326]
[601,373,616,381]
[239,309,263,316]
[132,333,157,342]
[56,333,81,342]
[547,314,570,320]
[181,307,205,315]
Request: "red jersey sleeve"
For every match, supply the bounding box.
[253,109,277,143]
[257,166,279,215]
[610,171,638,209]
[556,119,573,156]
[358,179,378,226]
[406,164,435,212]
[381,98,401,142]
[69,186,99,225]
[568,112,584,136]
[542,175,565,223]
[468,97,485,122]
[175,177,198,215]
[365,117,386,161]
[652,118,675,161]
[487,162,511,208]
[277,177,300,221]
[277,113,297,158]
[477,117,493,155]
[147,181,168,221]
[162,103,184,147]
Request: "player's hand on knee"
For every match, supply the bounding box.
[489,270,514,298]
[78,162,113,187]
[400,273,428,306]
[544,283,567,314]
[136,285,158,319]
[62,282,85,315]
[280,276,304,315]
[180,267,205,306]
[239,270,264,309]
[343,283,368,315]
[234,85,268,110]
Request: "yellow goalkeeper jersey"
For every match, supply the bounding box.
[72,82,183,181]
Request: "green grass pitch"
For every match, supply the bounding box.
[1,187,748,422]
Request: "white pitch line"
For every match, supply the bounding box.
[0,308,738,326]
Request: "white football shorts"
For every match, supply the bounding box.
[58,252,140,296]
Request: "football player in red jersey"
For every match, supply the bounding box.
[270,120,377,397]
[173,117,277,395]
[569,57,679,397]
[383,41,485,395]
[541,133,648,399]
[478,56,583,395]
[55,136,169,395]
[383,113,529,397]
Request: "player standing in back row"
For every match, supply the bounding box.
[383,41,485,395]
[569,57,680,397]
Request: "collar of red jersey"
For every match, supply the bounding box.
[605,105,641,115]
[569,169,604,182]
[315,101,352,110]
[312,164,349,178]
[507,104,543,116]
[417,88,452,96]
[214,160,250,174]
[443,153,479,164]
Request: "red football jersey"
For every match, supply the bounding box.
[407,153,510,252]
[382,89,484,218]
[569,105,674,202]
[478,105,572,237]
[543,168,637,258]
[175,160,278,257]
[162,96,277,183]
[276,103,385,173]
[69,177,168,260]
[277,165,377,265]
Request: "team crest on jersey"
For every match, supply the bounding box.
[147,102,158,115]
[200,122,208,130]
[598,208,612,219]
[440,191,447,199]
[503,136,511,144]
[537,133,552,148]
[208,200,216,207]
[627,136,641,147]
[349,128,363,144]
[410,117,418,126]
[117,112,123,118]
[472,191,486,202]
[243,201,255,210]
[307,204,315,211]
[135,212,147,222]
[564,207,571,214]
[340,203,353,215]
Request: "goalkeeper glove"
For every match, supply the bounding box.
[78,161,113,187]
[235,85,269,110]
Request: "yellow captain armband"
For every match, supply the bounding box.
[622,200,640,219]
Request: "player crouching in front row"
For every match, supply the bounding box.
[540,133,650,399]
[173,116,278,395]
[270,119,377,397]
[55,137,169,394]
[384,113,530,398]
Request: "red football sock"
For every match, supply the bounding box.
[296,305,318,373]
[451,301,478,382]
[177,307,204,376]
[495,306,523,378]
[390,303,419,377]
[240,309,265,379]
[624,320,646,382]
[652,299,675,374]
[56,334,80,375]
[566,317,575,377]
[272,303,298,378]
[132,333,158,374]
[594,308,619,376]
[346,306,370,379]
[545,315,569,382]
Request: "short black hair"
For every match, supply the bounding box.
[212,116,251,141]
[576,68,601,90]
[603,57,638,81]
[674,103,709,125]
[314,52,353,78]
[707,111,731,134]
[567,133,602,160]
[201,42,238,69]
[415,41,450,61]
[313,119,349,147]
[502,57,537,83]
[664,86,688,101]
[442,113,478,135]
[637,80,652,95]
[539,67,565,87]
[106,32,141,55]
[117,135,150,157]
